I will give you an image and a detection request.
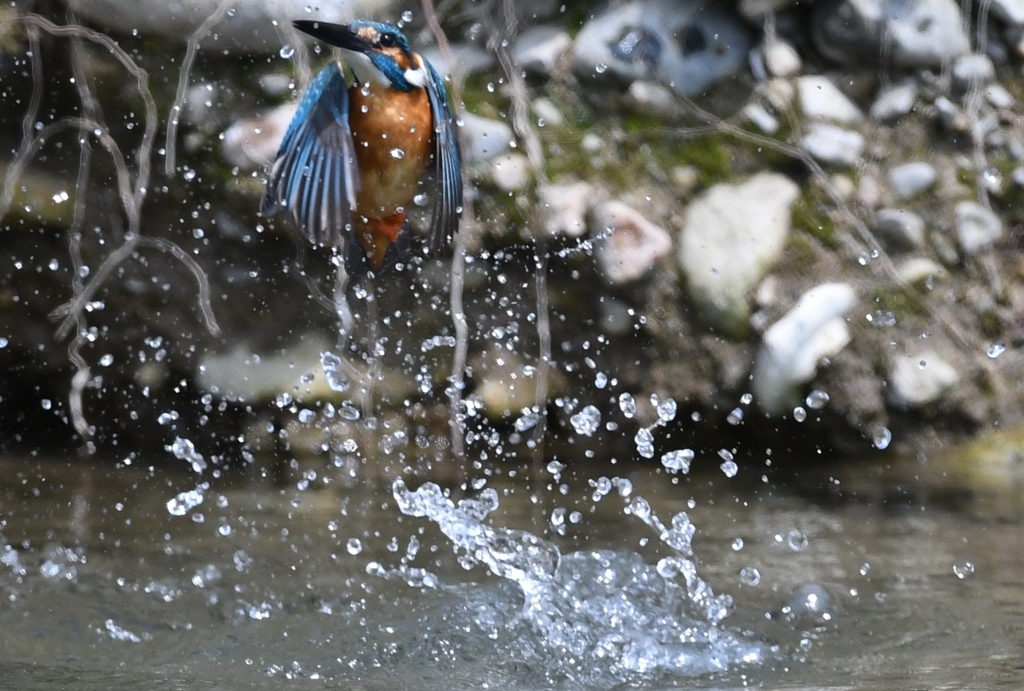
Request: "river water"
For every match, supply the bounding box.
[0,448,1021,690]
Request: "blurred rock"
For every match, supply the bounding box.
[812,0,969,68]
[897,257,948,285]
[955,201,1003,254]
[800,122,865,166]
[888,161,937,199]
[512,26,572,76]
[869,81,918,121]
[679,173,800,336]
[763,39,802,78]
[221,104,296,169]
[572,0,751,97]
[986,83,1016,110]
[489,153,532,191]
[744,102,780,134]
[797,75,863,124]
[752,283,857,415]
[888,349,959,408]
[538,181,592,238]
[63,0,397,52]
[952,54,996,90]
[461,114,513,163]
[592,201,672,285]
[875,208,926,249]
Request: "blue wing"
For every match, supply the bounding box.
[260,62,359,247]
[423,59,463,253]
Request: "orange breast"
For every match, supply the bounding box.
[348,84,433,220]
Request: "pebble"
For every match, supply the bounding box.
[955,201,1003,254]
[744,102,780,134]
[897,257,948,285]
[679,173,800,336]
[934,96,969,132]
[799,122,865,166]
[797,75,864,124]
[951,53,996,90]
[592,201,673,285]
[988,0,1024,25]
[489,153,532,192]
[869,81,918,121]
[538,181,592,238]
[221,104,297,169]
[986,83,1016,110]
[762,78,796,112]
[888,161,937,199]
[762,38,803,79]
[460,114,513,163]
[812,0,970,68]
[752,283,857,415]
[888,350,959,408]
[626,80,680,117]
[572,0,751,97]
[512,26,572,77]
[532,97,565,127]
[875,208,926,248]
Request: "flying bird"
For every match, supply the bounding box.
[261,19,462,274]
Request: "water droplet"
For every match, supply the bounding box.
[952,561,975,579]
[166,489,204,516]
[570,405,601,436]
[787,530,808,551]
[656,398,677,424]
[0,337,7,348]
[740,392,753,405]
[390,147,405,159]
[987,341,1006,358]
[726,407,743,425]
[99,353,114,367]
[594,372,608,389]
[720,460,738,478]
[321,351,350,392]
[514,411,540,432]
[634,428,655,458]
[740,566,761,586]
[48,258,59,271]
[183,168,196,182]
[872,425,892,450]
[279,44,295,59]
[661,448,694,474]
[618,393,636,418]
[40,399,52,410]
[595,62,608,74]
[732,538,744,551]
[793,406,807,422]
[805,390,830,409]
[298,408,315,424]
[401,10,414,23]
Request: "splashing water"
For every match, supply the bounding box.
[392,478,769,686]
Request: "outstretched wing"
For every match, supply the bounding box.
[423,59,463,254]
[260,62,359,247]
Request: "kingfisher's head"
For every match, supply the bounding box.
[293,19,428,92]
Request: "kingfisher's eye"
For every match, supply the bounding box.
[379,32,397,48]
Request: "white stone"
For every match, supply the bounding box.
[869,81,918,121]
[752,283,857,415]
[799,122,865,166]
[888,350,959,408]
[952,54,996,89]
[626,81,679,117]
[512,26,572,76]
[988,0,1024,25]
[538,181,592,238]
[744,102,780,134]
[888,162,937,199]
[679,173,800,336]
[592,201,672,285]
[461,114,513,163]
[875,208,926,248]
[955,201,1004,254]
[986,83,1016,110]
[532,98,565,127]
[489,153,532,192]
[897,257,948,285]
[797,75,864,124]
[763,39,802,78]
[221,103,297,169]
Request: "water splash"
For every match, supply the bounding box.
[392,478,769,686]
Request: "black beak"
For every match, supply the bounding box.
[293,20,373,53]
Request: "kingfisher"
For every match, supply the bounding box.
[261,19,462,274]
